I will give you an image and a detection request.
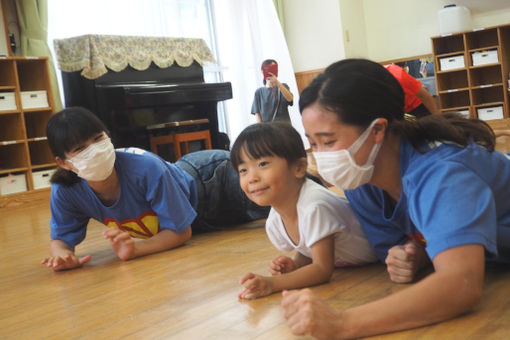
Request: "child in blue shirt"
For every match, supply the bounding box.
[41,107,269,271]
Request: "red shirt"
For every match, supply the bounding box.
[385,64,423,113]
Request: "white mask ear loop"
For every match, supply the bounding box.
[347,119,380,156]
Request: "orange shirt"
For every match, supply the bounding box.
[385,64,423,113]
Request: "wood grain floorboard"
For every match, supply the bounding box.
[1,195,509,339]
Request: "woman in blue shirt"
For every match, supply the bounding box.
[281,59,510,339]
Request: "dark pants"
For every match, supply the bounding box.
[176,150,270,233]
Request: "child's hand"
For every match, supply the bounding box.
[269,255,295,275]
[103,228,135,260]
[41,254,91,271]
[238,273,273,299]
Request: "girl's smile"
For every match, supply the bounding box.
[237,149,304,209]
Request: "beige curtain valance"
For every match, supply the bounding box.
[53,35,216,79]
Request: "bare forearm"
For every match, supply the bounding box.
[417,88,439,114]
[270,262,333,292]
[255,113,262,123]
[275,80,294,102]
[133,227,191,258]
[293,252,312,269]
[340,268,483,338]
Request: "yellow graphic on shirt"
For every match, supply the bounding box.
[103,210,160,239]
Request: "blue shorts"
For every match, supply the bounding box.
[176,150,269,232]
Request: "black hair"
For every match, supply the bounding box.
[299,58,495,152]
[47,107,109,186]
[261,59,277,85]
[231,122,306,170]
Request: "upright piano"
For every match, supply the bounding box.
[61,61,232,151]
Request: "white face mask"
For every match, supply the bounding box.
[67,137,116,181]
[313,119,382,190]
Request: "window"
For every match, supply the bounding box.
[47,0,227,131]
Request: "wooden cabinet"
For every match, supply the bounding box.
[0,57,55,201]
[432,24,510,120]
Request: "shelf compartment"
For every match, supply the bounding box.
[0,113,25,141]
[31,162,57,170]
[436,69,468,91]
[442,106,471,119]
[0,60,17,87]
[16,58,50,92]
[438,89,470,109]
[432,34,464,55]
[0,143,28,170]
[24,111,52,139]
[0,172,28,196]
[28,139,54,166]
[469,65,502,86]
[471,85,505,106]
[476,105,505,121]
[465,28,499,50]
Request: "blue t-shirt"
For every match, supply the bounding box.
[50,148,198,247]
[345,141,510,263]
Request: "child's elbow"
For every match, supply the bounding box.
[317,264,334,283]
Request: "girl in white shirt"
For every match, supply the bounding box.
[230,122,377,299]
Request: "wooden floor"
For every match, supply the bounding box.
[1,195,510,340]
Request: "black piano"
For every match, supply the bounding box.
[61,61,232,151]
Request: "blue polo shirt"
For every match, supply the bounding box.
[346,140,510,263]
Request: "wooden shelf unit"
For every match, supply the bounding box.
[0,57,56,200]
[432,24,510,119]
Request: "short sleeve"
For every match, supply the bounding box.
[345,187,409,261]
[50,185,90,247]
[144,163,197,234]
[251,88,262,115]
[301,204,347,249]
[406,161,498,260]
[398,69,422,95]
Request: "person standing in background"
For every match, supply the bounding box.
[386,63,439,117]
[251,59,294,123]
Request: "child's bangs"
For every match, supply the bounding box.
[241,137,277,162]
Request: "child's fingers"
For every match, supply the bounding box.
[238,287,250,299]
[79,255,92,265]
[112,232,131,244]
[269,261,281,272]
[239,272,255,284]
[103,228,123,239]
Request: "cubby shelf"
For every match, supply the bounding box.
[432,24,510,121]
[0,57,56,199]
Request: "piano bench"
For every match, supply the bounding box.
[149,128,212,161]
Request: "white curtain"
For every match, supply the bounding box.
[212,0,305,146]
[47,0,306,146]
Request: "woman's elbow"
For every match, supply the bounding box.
[182,226,192,242]
[454,274,484,312]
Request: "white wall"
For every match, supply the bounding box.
[339,0,368,58]
[282,0,345,72]
[283,0,510,70]
[364,0,510,62]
